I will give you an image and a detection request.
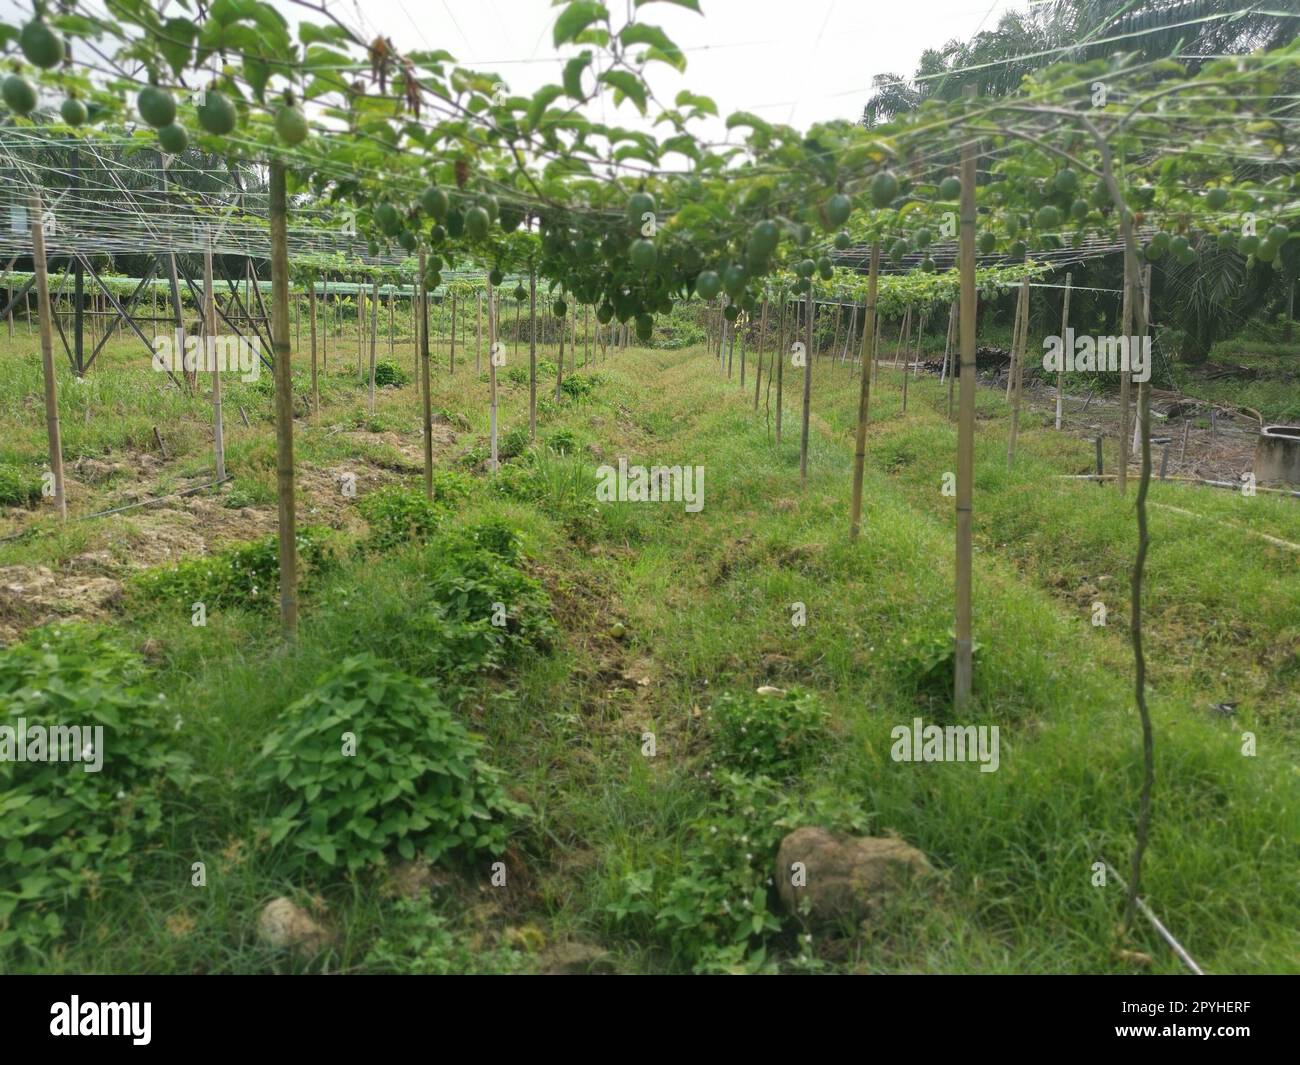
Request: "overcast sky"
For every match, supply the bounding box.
[341,0,1027,137]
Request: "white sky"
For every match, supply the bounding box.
[344,0,1028,138]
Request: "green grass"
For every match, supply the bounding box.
[0,327,1296,974]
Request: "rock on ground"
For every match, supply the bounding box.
[776,827,931,927]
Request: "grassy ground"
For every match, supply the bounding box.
[0,323,1297,974]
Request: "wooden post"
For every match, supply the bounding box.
[357,283,364,374]
[529,269,538,439]
[800,287,813,486]
[1118,256,1132,495]
[420,248,433,500]
[1007,266,1029,465]
[322,276,329,374]
[268,162,298,640]
[368,277,379,415]
[475,292,482,374]
[308,273,319,415]
[754,297,769,411]
[954,89,978,712]
[775,296,785,445]
[204,240,225,482]
[488,279,499,472]
[555,299,565,400]
[387,286,394,358]
[30,192,65,521]
[450,290,457,375]
[849,243,880,541]
[584,304,590,367]
[945,299,958,420]
[165,251,188,392]
[1056,272,1072,430]
[1131,264,1152,456]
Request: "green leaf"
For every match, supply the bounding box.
[620,24,684,71]
[159,18,197,77]
[726,111,772,135]
[600,70,648,115]
[527,84,565,129]
[553,2,608,47]
[562,53,592,100]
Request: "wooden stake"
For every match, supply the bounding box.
[269,162,298,640]
[1007,264,1030,464]
[308,274,319,416]
[368,277,379,415]
[775,296,785,445]
[1118,255,1132,495]
[800,287,813,486]
[204,240,225,481]
[955,90,978,712]
[488,279,499,472]
[529,269,538,439]
[420,248,433,500]
[1056,272,1072,430]
[849,242,880,541]
[754,296,768,411]
[30,192,65,520]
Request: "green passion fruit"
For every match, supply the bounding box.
[465,205,491,240]
[938,176,961,200]
[421,186,449,220]
[748,220,780,259]
[137,86,177,129]
[1205,187,1230,210]
[20,19,65,69]
[4,76,38,116]
[627,191,655,230]
[824,193,852,229]
[196,90,238,135]
[834,231,851,251]
[695,270,722,300]
[275,104,308,145]
[157,123,189,154]
[870,170,899,208]
[722,264,747,298]
[630,238,658,272]
[489,267,504,286]
[552,299,567,319]
[60,97,87,127]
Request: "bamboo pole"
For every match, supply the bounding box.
[849,243,880,541]
[450,290,457,374]
[204,240,225,482]
[1118,255,1133,495]
[775,297,785,445]
[488,279,499,472]
[420,248,433,500]
[30,192,65,521]
[269,162,298,640]
[754,296,768,411]
[309,273,318,415]
[529,269,538,439]
[800,287,813,486]
[1055,272,1072,430]
[954,92,978,712]
[387,286,394,358]
[555,299,565,400]
[1007,265,1030,464]
[368,277,379,415]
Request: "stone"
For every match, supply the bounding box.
[776,827,931,927]
[257,896,331,954]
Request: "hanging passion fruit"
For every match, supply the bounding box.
[445,208,465,239]
[1205,187,1229,210]
[552,298,567,318]
[695,270,722,300]
[275,103,309,146]
[635,313,654,342]
[722,264,747,298]
[60,97,87,127]
[748,220,780,259]
[20,19,65,69]
[870,170,899,207]
[630,238,658,272]
[1035,205,1061,229]
[938,176,961,200]
[816,256,834,281]
[627,191,655,230]
[834,231,851,251]
[421,185,449,220]
[157,123,189,154]
[137,85,177,129]
[977,231,996,255]
[514,284,527,302]
[197,89,238,135]
[489,267,504,286]
[824,193,852,229]
[596,302,614,325]
[3,75,37,116]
